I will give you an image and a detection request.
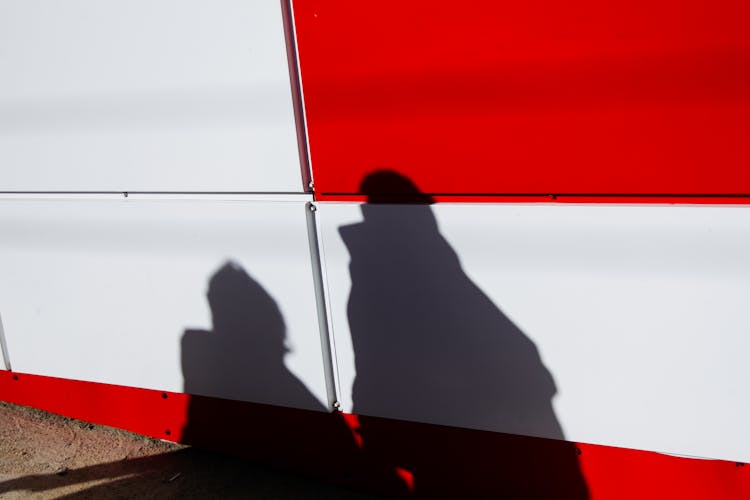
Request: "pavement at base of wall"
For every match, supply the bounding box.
[0,402,382,499]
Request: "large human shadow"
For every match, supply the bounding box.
[340,171,589,498]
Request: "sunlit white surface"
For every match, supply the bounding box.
[318,202,750,461]
[0,0,302,192]
[0,198,327,410]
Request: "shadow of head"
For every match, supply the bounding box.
[360,170,435,204]
[206,261,287,357]
[355,170,438,236]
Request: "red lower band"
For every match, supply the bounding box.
[1,370,748,499]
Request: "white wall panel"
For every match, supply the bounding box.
[0,0,302,192]
[318,202,750,461]
[0,197,327,411]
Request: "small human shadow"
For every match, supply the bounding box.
[179,262,373,489]
[339,171,589,498]
[181,261,323,412]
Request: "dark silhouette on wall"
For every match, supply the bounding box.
[175,197,589,497]
[179,262,365,484]
[182,261,322,411]
[340,171,589,498]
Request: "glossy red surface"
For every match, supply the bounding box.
[2,370,749,498]
[292,1,750,200]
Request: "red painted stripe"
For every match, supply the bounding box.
[293,0,750,200]
[2,370,749,498]
[0,370,364,488]
[0,370,189,442]
[316,193,750,204]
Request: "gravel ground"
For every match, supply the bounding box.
[0,402,382,499]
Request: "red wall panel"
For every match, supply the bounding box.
[2,371,750,498]
[292,0,750,200]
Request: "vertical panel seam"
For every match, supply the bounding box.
[305,202,342,410]
[281,0,314,194]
